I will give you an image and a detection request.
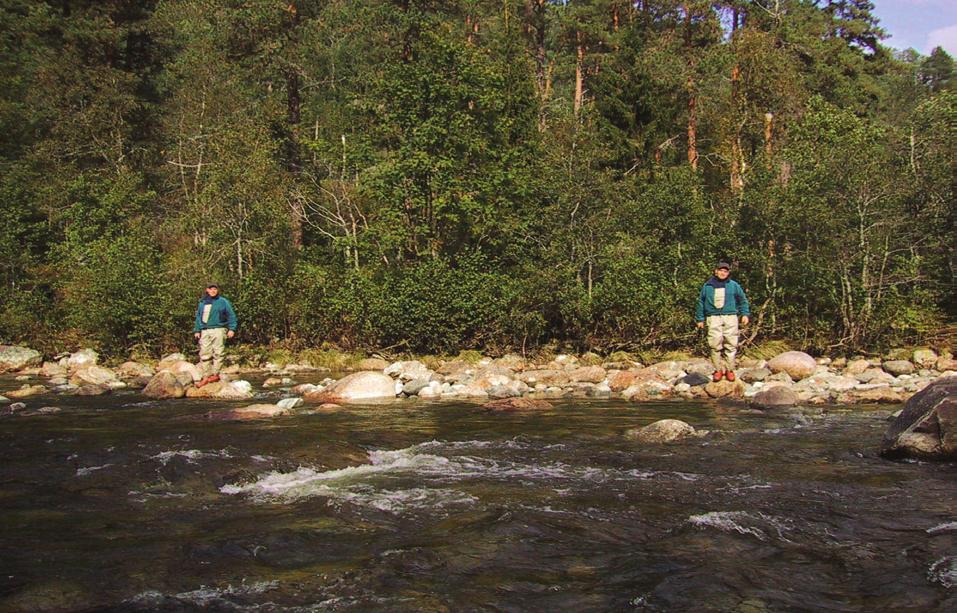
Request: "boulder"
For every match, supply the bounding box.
[844,359,872,375]
[912,348,938,368]
[482,398,553,412]
[625,419,696,443]
[305,371,396,402]
[704,379,745,399]
[229,404,291,419]
[648,361,686,382]
[185,379,254,399]
[936,356,957,372]
[116,361,154,379]
[680,372,711,387]
[417,381,443,398]
[492,354,527,370]
[262,377,283,388]
[156,353,188,371]
[70,365,120,387]
[569,365,607,384]
[768,351,817,380]
[882,360,915,377]
[76,385,111,396]
[517,369,570,387]
[751,386,799,409]
[880,376,956,460]
[40,362,67,378]
[384,360,432,382]
[856,368,896,385]
[357,357,390,371]
[402,377,431,395]
[142,371,185,399]
[7,385,47,399]
[622,377,672,401]
[64,349,98,371]
[276,397,303,410]
[608,368,658,392]
[166,361,202,386]
[0,346,42,373]
[740,368,770,383]
[836,386,906,404]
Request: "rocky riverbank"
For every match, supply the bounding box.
[1,344,954,409]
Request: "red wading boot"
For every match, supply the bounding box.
[195,374,220,388]
[712,370,725,382]
[725,371,736,382]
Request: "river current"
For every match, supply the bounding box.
[0,378,954,612]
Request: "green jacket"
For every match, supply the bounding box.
[695,278,750,322]
[193,295,238,332]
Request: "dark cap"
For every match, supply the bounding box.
[715,261,731,270]
[206,282,220,289]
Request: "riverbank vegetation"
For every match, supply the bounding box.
[1,1,954,357]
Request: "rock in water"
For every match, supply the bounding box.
[751,386,799,409]
[186,380,253,400]
[482,398,553,412]
[143,371,185,399]
[625,419,696,443]
[0,346,42,373]
[305,371,396,402]
[880,376,956,461]
[7,385,47,399]
[768,351,817,380]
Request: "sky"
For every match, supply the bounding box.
[871,0,957,56]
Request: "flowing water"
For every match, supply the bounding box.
[0,377,954,612]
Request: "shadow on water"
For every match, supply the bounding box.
[0,381,954,611]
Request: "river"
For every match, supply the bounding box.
[0,377,954,611]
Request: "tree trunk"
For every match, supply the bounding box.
[687,75,698,170]
[764,112,774,167]
[575,32,585,117]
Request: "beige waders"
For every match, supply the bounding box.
[707,314,739,372]
[198,327,227,377]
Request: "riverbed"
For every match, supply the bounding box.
[0,382,954,611]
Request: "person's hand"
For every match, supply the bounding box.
[741,316,750,326]
[194,332,201,340]
[696,321,704,329]
[227,330,235,339]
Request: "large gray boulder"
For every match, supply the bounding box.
[305,371,396,402]
[142,371,185,399]
[880,376,956,461]
[768,351,817,380]
[0,346,42,373]
[882,360,915,377]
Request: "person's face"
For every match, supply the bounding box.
[206,286,219,298]
[714,267,730,280]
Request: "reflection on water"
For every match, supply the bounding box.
[0,384,954,612]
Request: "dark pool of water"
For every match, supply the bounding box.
[0,379,954,612]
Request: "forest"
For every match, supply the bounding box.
[0,0,953,357]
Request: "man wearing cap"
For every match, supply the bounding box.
[193,283,238,387]
[695,262,750,382]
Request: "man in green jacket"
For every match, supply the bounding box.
[695,262,750,382]
[193,283,237,386]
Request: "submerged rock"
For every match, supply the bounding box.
[880,376,956,461]
[625,419,696,443]
[482,397,553,412]
[0,345,42,373]
[6,385,47,399]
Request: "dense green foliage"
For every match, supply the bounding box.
[0,0,953,356]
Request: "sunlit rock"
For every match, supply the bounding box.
[881,376,956,460]
[0,345,42,373]
[625,419,696,443]
[768,351,817,380]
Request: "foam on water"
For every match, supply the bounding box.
[688,511,791,542]
[76,463,112,476]
[928,556,956,588]
[130,580,279,608]
[926,521,957,535]
[151,449,233,465]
